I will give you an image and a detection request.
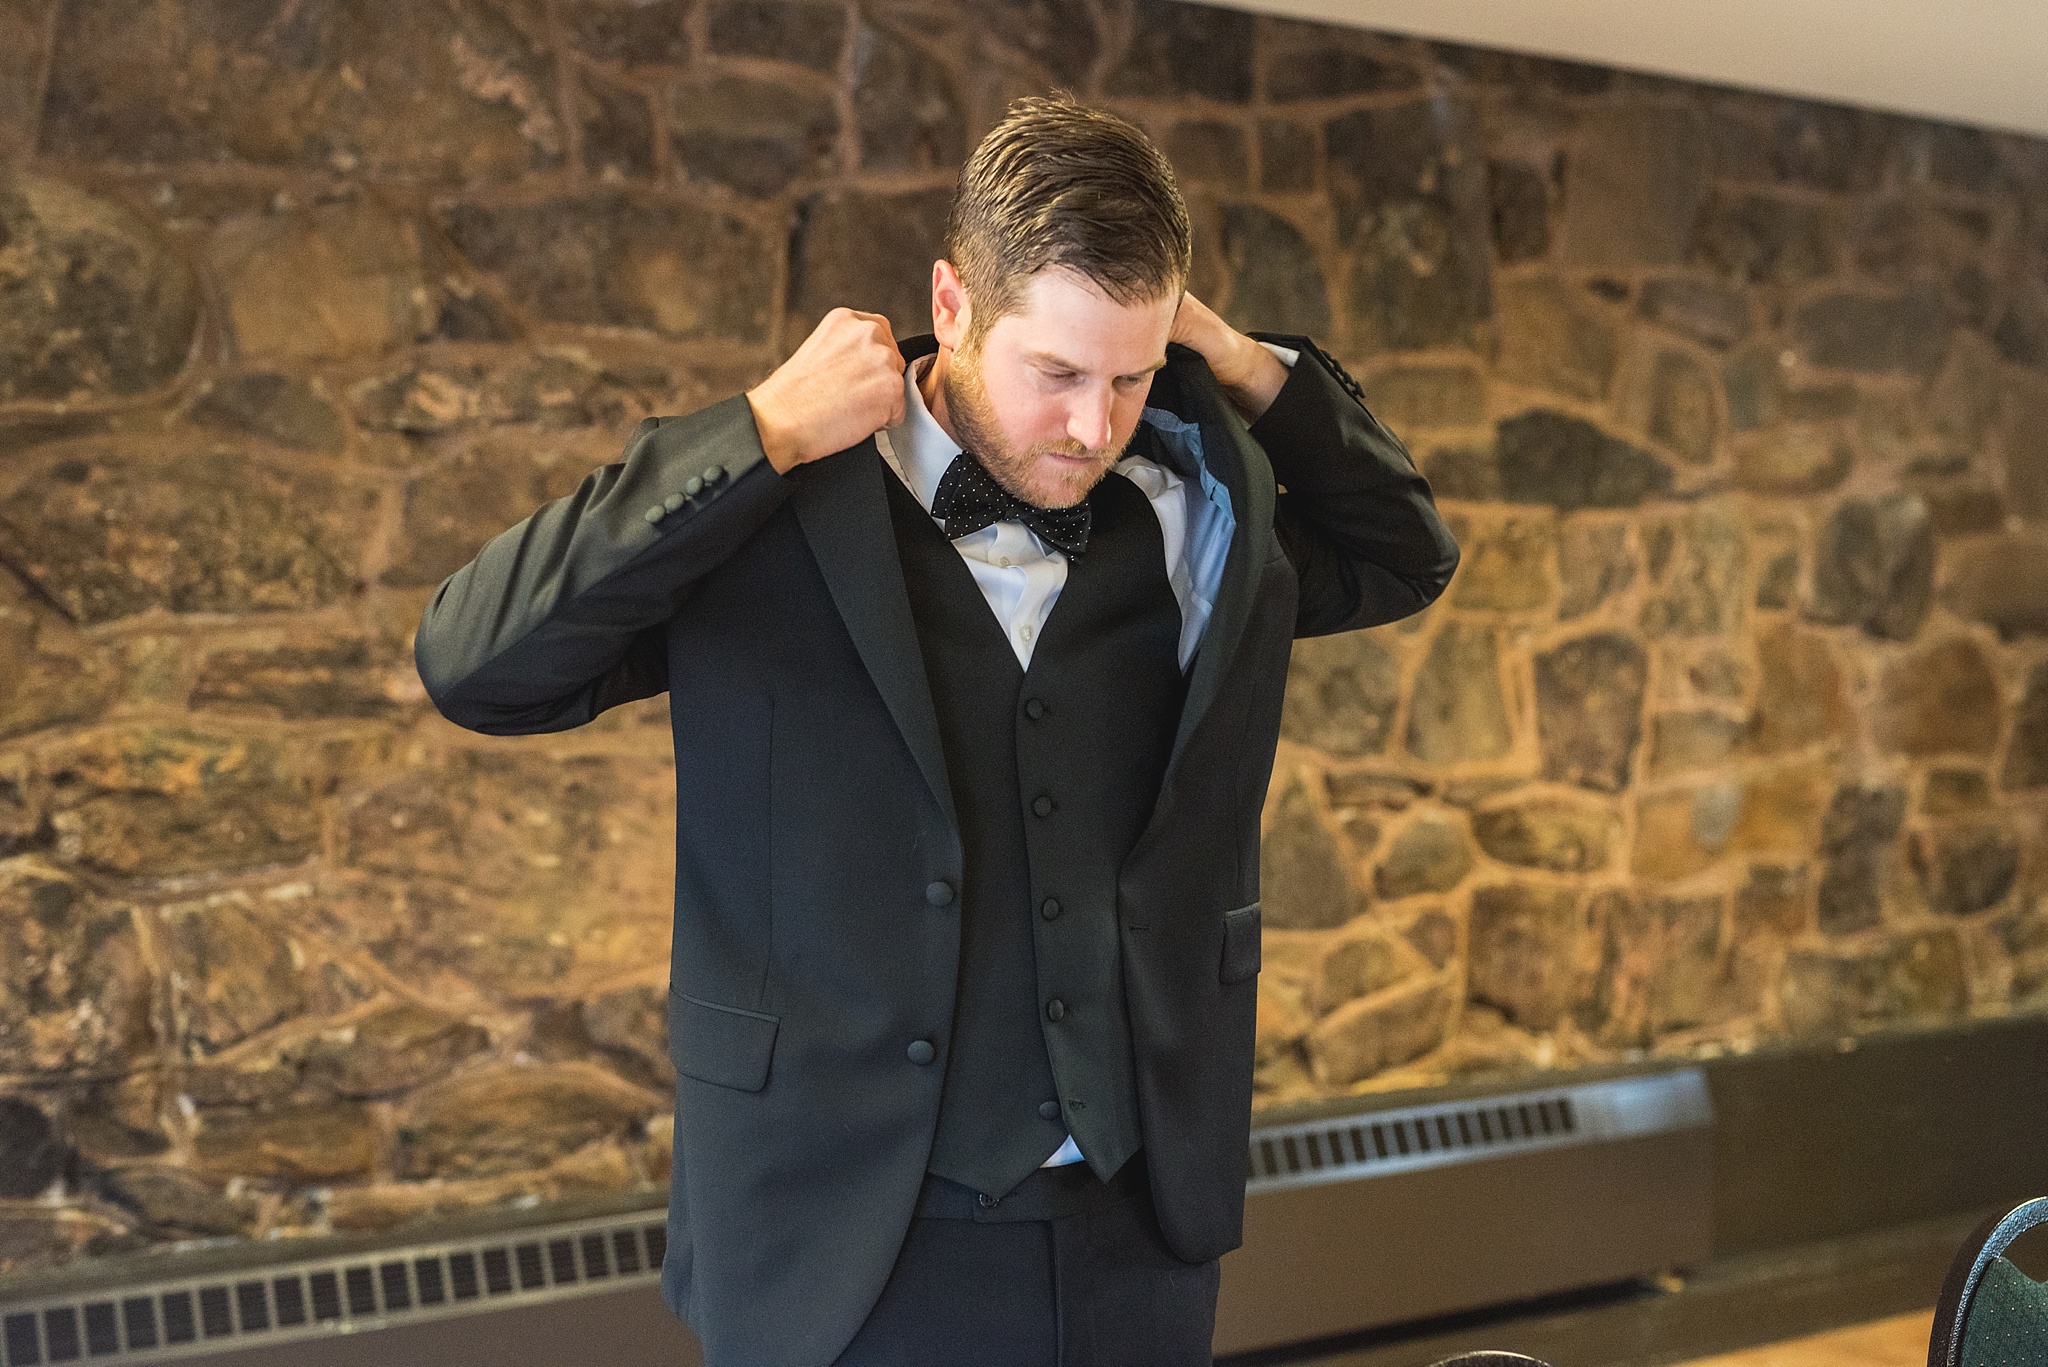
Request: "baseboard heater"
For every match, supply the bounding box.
[0,1068,1711,1366]
[1215,1067,1716,1356]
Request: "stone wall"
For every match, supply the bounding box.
[0,0,2043,1275]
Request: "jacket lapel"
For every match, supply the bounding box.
[791,439,958,830]
[1163,351,1277,771]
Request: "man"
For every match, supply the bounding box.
[416,96,1457,1367]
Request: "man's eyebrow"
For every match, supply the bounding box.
[1027,350,1169,377]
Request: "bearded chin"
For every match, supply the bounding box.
[941,351,1121,511]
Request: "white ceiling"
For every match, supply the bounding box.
[1223,0,2048,141]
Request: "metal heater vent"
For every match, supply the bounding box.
[1248,1092,1580,1191]
[0,1211,666,1366]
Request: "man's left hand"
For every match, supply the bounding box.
[1170,292,1288,423]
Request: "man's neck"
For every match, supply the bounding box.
[915,347,964,450]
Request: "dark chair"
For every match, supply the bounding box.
[1929,1196,2048,1367]
[1425,1354,1553,1367]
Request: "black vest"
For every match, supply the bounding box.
[885,465,1188,1199]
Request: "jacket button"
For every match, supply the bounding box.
[1045,999,1066,1022]
[925,880,955,907]
[1040,898,1062,921]
[1032,794,1055,817]
[1023,697,1046,721]
[906,1039,936,1065]
[1038,1099,1062,1121]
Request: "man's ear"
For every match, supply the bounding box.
[932,259,970,350]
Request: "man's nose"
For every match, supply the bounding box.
[1066,387,1115,452]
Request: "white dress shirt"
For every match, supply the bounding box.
[872,346,1291,1167]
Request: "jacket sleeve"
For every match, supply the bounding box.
[413,394,791,734]
[1247,333,1460,638]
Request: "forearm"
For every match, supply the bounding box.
[415,395,788,733]
[1248,336,1460,636]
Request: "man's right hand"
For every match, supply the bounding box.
[747,308,907,474]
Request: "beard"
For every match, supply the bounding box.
[941,342,1124,510]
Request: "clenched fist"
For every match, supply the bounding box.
[748,309,907,474]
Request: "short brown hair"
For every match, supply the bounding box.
[945,94,1191,342]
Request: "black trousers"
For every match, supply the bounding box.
[833,1155,1220,1367]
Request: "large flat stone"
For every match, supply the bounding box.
[1638,504,1747,638]
[1449,515,1557,612]
[1910,823,2021,918]
[1306,971,1453,1087]
[396,1064,658,1180]
[40,0,563,180]
[1535,632,1647,792]
[671,72,839,196]
[1771,103,1892,192]
[1489,160,1551,264]
[1105,0,1254,101]
[1472,795,1619,872]
[1374,815,1474,900]
[95,1164,255,1238]
[1781,928,1967,1035]
[1494,411,1674,511]
[1943,534,2048,637]
[1557,520,1636,621]
[1691,192,1842,285]
[1280,631,1400,757]
[786,188,952,341]
[1327,99,1492,351]
[1808,492,1934,640]
[1874,637,2002,757]
[1559,106,1713,267]
[0,449,367,624]
[189,374,347,454]
[1494,277,1619,402]
[1259,776,1355,931]
[442,194,774,341]
[1260,18,1418,101]
[1639,278,1751,350]
[1795,287,1951,377]
[209,198,433,363]
[292,1001,492,1098]
[0,861,150,1075]
[192,1101,379,1182]
[562,0,691,66]
[1745,623,1851,755]
[159,894,311,1052]
[1467,883,1581,1031]
[191,639,418,720]
[1733,424,1853,495]
[43,727,322,879]
[0,572,121,741]
[1219,203,1331,337]
[0,173,199,406]
[1361,364,1486,431]
[1406,624,1513,763]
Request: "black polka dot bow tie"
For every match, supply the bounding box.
[930,448,1092,559]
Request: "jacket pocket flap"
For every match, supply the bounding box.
[670,991,779,1093]
[1221,902,1262,984]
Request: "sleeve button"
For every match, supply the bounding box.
[705,465,725,483]
[664,493,685,512]
[685,476,703,496]
[643,506,665,524]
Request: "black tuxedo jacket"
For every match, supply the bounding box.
[414,334,1457,1367]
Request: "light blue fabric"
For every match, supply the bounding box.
[1141,403,1237,667]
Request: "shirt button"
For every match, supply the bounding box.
[906,1039,936,1065]
[1040,898,1062,922]
[998,557,1012,568]
[1045,999,1066,1022]
[1032,795,1055,818]
[1038,1100,1062,1121]
[1023,698,1046,721]
[925,880,955,907]
[1018,624,1033,642]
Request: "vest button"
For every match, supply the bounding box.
[1040,898,1062,921]
[906,1039,936,1065]
[1045,999,1066,1022]
[1032,794,1055,817]
[1038,1099,1062,1121]
[1023,697,1046,721]
[925,880,955,907]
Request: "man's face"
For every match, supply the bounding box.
[942,269,1178,510]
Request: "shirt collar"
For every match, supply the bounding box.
[876,354,960,514]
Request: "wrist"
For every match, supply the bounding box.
[745,388,801,474]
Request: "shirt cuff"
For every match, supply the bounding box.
[1259,340,1300,368]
